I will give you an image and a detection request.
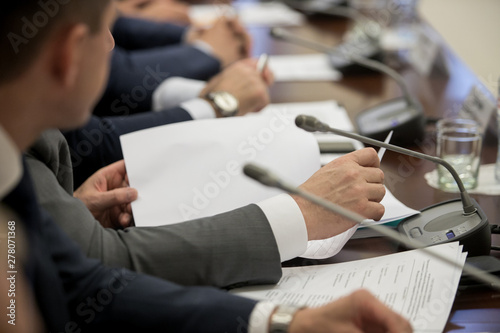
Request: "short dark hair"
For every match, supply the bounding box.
[0,0,112,84]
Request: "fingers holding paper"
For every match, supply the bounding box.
[74,160,138,229]
[293,148,386,240]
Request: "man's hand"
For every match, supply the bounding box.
[187,16,252,67]
[200,58,273,116]
[74,160,138,229]
[294,148,385,240]
[288,289,413,333]
[117,0,191,24]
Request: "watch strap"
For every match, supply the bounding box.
[269,304,305,333]
[205,91,239,117]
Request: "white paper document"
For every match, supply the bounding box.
[121,113,321,226]
[189,2,305,27]
[122,100,419,258]
[258,100,363,153]
[232,242,467,333]
[268,54,342,82]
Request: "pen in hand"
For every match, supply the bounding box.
[257,53,269,75]
[378,130,393,162]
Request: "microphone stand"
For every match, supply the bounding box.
[243,162,500,290]
[270,27,425,145]
[295,114,475,214]
[295,114,492,257]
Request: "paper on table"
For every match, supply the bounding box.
[268,54,343,82]
[121,114,320,226]
[257,100,364,154]
[300,189,420,259]
[189,2,305,27]
[232,242,467,333]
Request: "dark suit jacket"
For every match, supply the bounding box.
[94,17,221,116]
[25,130,283,288]
[2,162,258,332]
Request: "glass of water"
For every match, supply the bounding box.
[436,118,482,191]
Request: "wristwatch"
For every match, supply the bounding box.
[205,91,239,117]
[269,305,305,333]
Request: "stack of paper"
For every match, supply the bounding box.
[232,242,467,333]
[189,2,305,27]
[268,54,342,82]
[256,100,364,165]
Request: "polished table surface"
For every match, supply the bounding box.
[239,2,500,331]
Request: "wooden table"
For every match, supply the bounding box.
[241,3,500,331]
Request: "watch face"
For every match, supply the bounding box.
[213,92,238,114]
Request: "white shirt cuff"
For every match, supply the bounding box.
[152,77,206,111]
[180,98,217,120]
[190,39,215,56]
[256,194,308,262]
[248,301,277,333]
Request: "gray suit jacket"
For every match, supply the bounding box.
[25,130,282,288]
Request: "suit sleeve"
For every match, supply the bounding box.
[93,45,221,116]
[112,16,187,49]
[39,205,259,333]
[4,163,258,333]
[25,155,283,288]
[64,111,193,188]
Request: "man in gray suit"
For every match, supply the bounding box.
[26,126,385,289]
[1,0,412,331]
[23,0,386,293]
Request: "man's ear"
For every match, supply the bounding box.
[49,24,89,88]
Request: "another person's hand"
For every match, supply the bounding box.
[74,160,138,229]
[117,0,191,24]
[294,147,385,240]
[200,58,272,116]
[288,289,412,333]
[188,16,251,67]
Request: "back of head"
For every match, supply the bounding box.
[0,0,111,85]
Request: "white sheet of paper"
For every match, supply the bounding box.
[257,100,363,151]
[122,100,419,258]
[268,54,342,82]
[232,242,466,333]
[121,114,320,226]
[189,2,305,27]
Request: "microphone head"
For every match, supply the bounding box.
[270,27,287,40]
[243,163,280,188]
[295,114,325,132]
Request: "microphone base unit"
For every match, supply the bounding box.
[397,198,491,257]
[327,47,384,75]
[356,97,425,146]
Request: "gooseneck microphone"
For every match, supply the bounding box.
[243,163,500,290]
[270,27,413,106]
[270,27,425,145]
[296,114,475,213]
[295,114,491,257]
